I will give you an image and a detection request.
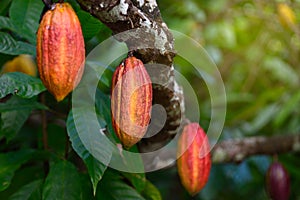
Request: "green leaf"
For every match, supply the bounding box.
[122,173,146,193]
[0,0,12,15]
[76,10,103,40]
[9,0,43,44]
[0,32,35,55]
[141,181,162,200]
[67,112,108,195]
[0,97,47,112]
[242,104,279,134]
[16,41,36,56]
[85,156,107,196]
[0,72,46,99]
[95,89,117,142]
[8,179,43,200]
[0,96,36,141]
[263,56,299,86]
[97,170,146,200]
[0,149,34,192]
[0,17,16,31]
[274,91,300,127]
[42,161,82,200]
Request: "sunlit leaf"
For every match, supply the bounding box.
[141,180,162,200]
[122,173,146,193]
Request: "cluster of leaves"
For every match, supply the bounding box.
[0,0,161,199]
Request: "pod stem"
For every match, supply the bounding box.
[42,0,52,8]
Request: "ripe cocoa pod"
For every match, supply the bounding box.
[266,161,290,200]
[36,3,85,101]
[111,56,152,149]
[1,54,37,77]
[177,123,211,196]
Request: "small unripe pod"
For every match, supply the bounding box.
[266,161,290,200]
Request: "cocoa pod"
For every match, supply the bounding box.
[177,123,211,196]
[1,54,37,77]
[266,161,290,200]
[111,56,152,149]
[36,3,85,101]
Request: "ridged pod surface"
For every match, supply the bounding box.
[266,161,290,200]
[177,123,211,196]
[111,56,152,149]
[36,3,85,101]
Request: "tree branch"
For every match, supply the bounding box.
[212,134,300,163]
[76,0,184,152]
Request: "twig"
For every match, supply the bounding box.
[40,92,49,174]
[64,95,72,159]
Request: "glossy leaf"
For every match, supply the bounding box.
[76,10,103,40]
[0,72,46,98]
[9,0,43,44]
[0,32,35,55]
[42,161,82,200]
[67,111,108,195]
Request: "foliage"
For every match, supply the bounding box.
[0,0,300,200]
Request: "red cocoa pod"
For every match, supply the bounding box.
[177,123,211,196]
[36,3,85,101]
[111,56,152,149]
[266,161,290,200]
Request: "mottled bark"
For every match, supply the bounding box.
[76,0,184,152]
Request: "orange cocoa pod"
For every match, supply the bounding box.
[111,56,152,149]
[177,123,211,196]
[36,3,85,101]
